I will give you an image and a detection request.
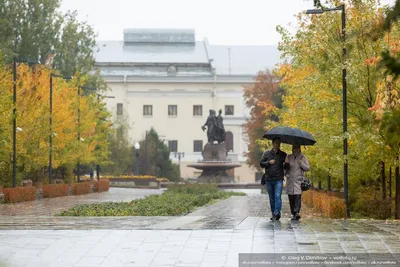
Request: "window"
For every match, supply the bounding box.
[225,131,234,152]
[168,105,178,116]
[193,105,202,116]
[143,105,153,116]
[168,140,178,152]
[117,103,123,115]
[225,105,234,115]
[193,140,203,152]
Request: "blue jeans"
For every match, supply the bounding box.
[265,179,283,215]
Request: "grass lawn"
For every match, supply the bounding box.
[57,184,246,216]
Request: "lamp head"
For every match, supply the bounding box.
[135,142,140,150]
[306,9,324,14]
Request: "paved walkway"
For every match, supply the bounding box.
[1,188,400,267]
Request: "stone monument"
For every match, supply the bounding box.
[187,109,241,183]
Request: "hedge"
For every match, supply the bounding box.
[43,184,70,198]
[2,187,37,203]
[302,190,346,219]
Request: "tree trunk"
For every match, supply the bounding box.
[395,157,400,219]
[390,166,392,199]
[327,174,332,191]
[382,161,386,200]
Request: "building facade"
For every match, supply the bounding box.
[94,29,280,183]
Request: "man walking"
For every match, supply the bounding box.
[260,137,287,220]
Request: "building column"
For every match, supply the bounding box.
[239,126,243,161]
[212,73,217,110]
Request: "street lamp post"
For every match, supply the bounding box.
[77,86,97,182]
[97,94,115,100]
[96,164,100,181]
[49,73,73,184]
[306,4,349,218]
[327,168,332,191]
[174,152,185,179]
[12,57,39,188]
[135,142,140,175]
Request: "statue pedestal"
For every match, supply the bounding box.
[202,143,227,161]
[187,143,241,183]
[187,109,241,183]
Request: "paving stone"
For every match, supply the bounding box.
[75,256,106,267]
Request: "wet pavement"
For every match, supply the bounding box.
[1,188,400,267]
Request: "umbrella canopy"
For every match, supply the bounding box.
[263,126,316,146]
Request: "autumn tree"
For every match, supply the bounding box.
[0,51,13,185]
[0,60,112,187]
[243,70,283,169]
[275,0,400,207]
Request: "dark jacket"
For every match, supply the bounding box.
[260,149,287,180]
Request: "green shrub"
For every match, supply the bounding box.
[166,183,219,194]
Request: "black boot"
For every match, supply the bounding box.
[274,213,281,220]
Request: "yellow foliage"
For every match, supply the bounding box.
[271,0,398,189]
[0,62,111,185]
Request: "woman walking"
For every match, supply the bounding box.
[284,145,310,220]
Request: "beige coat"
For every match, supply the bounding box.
[285,153,310,195]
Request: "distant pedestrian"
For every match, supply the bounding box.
[89,169,94,180]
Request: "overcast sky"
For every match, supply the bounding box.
[60,0,394,45]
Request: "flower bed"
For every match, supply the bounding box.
[302,190,346,219]
[2,186,37,203]
[58,184,246,216]
[107,176,159,188]
[72,183,92,195]
[101,175,157,179]
[43,184,70,198]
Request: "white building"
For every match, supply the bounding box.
[95,28,280,183]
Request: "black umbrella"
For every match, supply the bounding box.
[262,126,316,146]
